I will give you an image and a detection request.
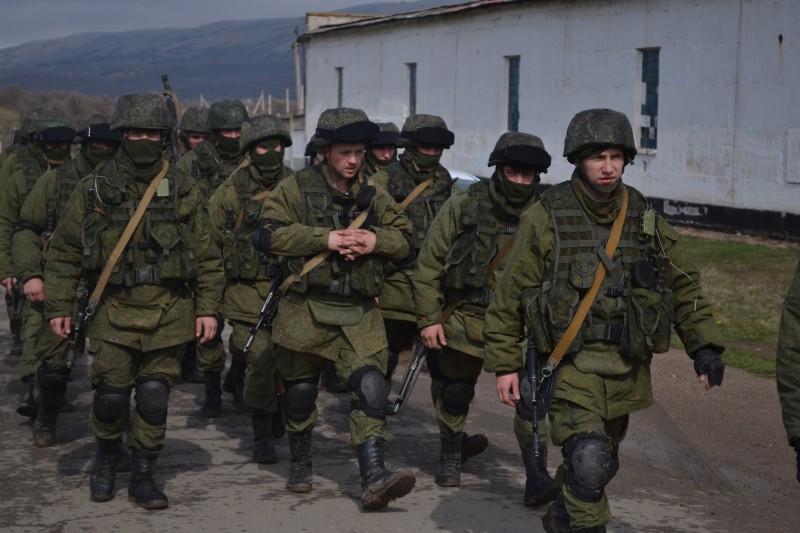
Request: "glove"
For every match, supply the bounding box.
[356,183,376,211]
[692,348,725,387]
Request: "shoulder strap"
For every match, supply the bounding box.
[541,187,629,377]
[86,160,170,315]
[400,178,433,208]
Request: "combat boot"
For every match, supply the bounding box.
[523,440,559,506]
[461,432,489,464]
[251,414,278,464]
[435,433,462,487]
[117,441,131,473]
[90,437,121,502]
[128,448,168,509]
[16,375,38,419]
[180,342,204,384]
[32,403,59,447]
[357,436,416,511]
[286,431,313,493]
[200,371,223,418]
[222,355,246,410]
[542,492,606,533]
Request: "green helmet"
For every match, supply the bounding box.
[239,114,292,153]
[180,106,210,133]
[28,109,73,144]
[372,122,399,146]
[110,93,171,131]
[488,132,551,172]
[75,113,121,144]
[206,100,248,131]
[20,107,69,139]
[398,114,454,148]
[563,108,637,163]
[314,107,378,146]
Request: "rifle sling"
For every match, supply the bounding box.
[400,178,432,208]
[542,187,629,377]
[86,160,170,314]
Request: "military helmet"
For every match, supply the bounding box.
[19,108,62,138]
[206,100,249,131]
[239,114,292,153]
[488,132,551,172]
[563,108,637,163]
[110,93,171,131]
[28,109,73,144]
[371,122,399,147]
[74,113,121,144]
[180,106,210,133]
[314,107,379,146]
[398,114,454,149]
[305,134,321,157]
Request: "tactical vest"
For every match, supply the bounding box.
[287,167,384,297]
[385,160,453,249]
[443,180,516,307]
[222,169,281,281]
[17,146,46,193]
[524,182,673,360]
[41,156,92,258]
[81,160,199,286]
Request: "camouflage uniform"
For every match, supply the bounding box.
[43,94,223,509]
[253,107,416,510]
[484,109,725,532]
[777,259,800,483]
[178,105,210,155]
[207,114,293,461]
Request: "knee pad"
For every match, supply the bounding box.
[442,378,475,416]
[36,361,70,392]
[348,365,386,420]
[284,378,318,422]
[134,377,170,426]
[562,432,613,503]
[386,351,399,379]
[92,383,132,424]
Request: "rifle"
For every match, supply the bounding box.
[525,330,544,465]
[391,337,433,414]
[242,267,285,355]
[161,74,182,164]
[66,285,92,369]
[9,286,25,322]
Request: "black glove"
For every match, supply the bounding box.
[356,183,376,211]
[692,348,725,387]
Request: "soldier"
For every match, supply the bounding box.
[0,109,74,418]
[180,99,250,407]
[252,107,417,510]
[178,106,210,155]
[777,260,800,483]
[413,132,557,501]
[362,122,399,178]
[12,114,121,447]
[485,108,726,532]
[44,93,223,509]
[206,114,293,458]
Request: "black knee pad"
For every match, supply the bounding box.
[284,378,318,423]
[349,365,387,420]
[442,378,476,416]
[134,377,170,426]
[386,351,399,379]
[36,361,70,392]
[92,383,132,424]
[562,432,614,503]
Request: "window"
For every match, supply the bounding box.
[406,63,417,115]
[506,56,520,132]
[640,48,659,150]
[336,67,343,107]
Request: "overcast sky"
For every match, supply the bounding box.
[0,0,395,49]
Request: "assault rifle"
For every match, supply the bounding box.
[66,285,92,369]
[242,268,285,355]
[525,330,544,467]
[161,74,182,164]
[391,337,433,414]
[9,286,25,322]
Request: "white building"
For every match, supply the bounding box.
[296,0,800,238]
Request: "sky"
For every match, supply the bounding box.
[0,0,395,49]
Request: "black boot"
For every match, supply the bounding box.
[319,360,348,393]
[117,441,132,473]
[32,403,60,448]
[251,414,278,464]
[90,437,121,502]
[461,432,489,464]
[222,356,246,410]
[523,440,559,507]
[128,449,168,509]
[435,433,462,487]
[357,436,416,511]
[542,491,607,533]
[180,342,204,384]
[200,371,223,418]
[286,431,313,493]
[16,375,38,419]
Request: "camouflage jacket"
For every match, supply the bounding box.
[179,139,246,200]
[778,259,800,446]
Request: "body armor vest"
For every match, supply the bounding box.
[287,167,384,297]
[443,180,516,307]
[525,182,673,360]
[81,160,199,286]
[384,159,452,249]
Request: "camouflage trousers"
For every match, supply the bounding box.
[88,339,180,451]
[228,320,279,415]
[274,341,388,447]
[430,347,484,438]
[19,298,44,378]
[549,399,629,530]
